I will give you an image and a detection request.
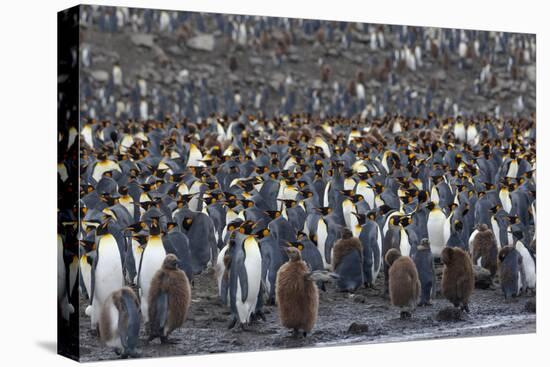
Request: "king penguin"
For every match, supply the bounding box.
[137,217,167,322]
[87,218,125,330]
[228,225,263,329]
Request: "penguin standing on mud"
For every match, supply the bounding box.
[385,248,420,319]
[138,217,167,322]
[99,287,141,358]
[228,222,263,329]
[412,238,435,306]
[471,223,498,278]
[498,246,523,300]
[87,218,125,330]
[441,247,475,312]
[332,227,364,292]
[276,246,337,337]
[148,254,192,344]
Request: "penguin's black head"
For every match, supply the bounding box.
[162,254,179,270]
[316,207,333,216]
[426,201,436,211]
[400,216,412,227]
[490,204,502,214]
[453,220,463,232]
[149,217,161,235]
[239,220,257,235]
[265,210,282,220]
[351,211,366,225]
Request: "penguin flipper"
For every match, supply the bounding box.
[151,291,168,337]
[239,266,249,303]
[90,250,99,305]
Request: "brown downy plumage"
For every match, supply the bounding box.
[472,224,498,277]
[275,247,319,337]
[332,228,363,270]
[99,287,139,341]
[441,247,475,312]
[385,248,420,319]
[99,287,141,358]
[148,254,191,343]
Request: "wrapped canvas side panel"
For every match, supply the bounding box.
[57,5,80,361]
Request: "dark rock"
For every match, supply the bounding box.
[131,33,155,48]
[249,57,263,66]
[473,265,493,289]
[353,295,366,303]
[289,54,300,63]
[187,34,215,52]
[167,45,183,56]
[436,307,464,322]
[525,300,536,313]
[347,322,369,334]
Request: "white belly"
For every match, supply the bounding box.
[93,235,124,327]
[102,297,122,348]
[507,160,519,178]
[491,217,502,249]
[317,218,329,269]
[216,245,229,298]
[139,243,166,322]
[468,229,478,253]
[428,210,447,256]
[516,242,536,289]
[500,191,512,213]
[399,228,410,257]
[80,256,92,296]
[236,240,262,323]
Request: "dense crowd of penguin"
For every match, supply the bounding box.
[57,110,536,358]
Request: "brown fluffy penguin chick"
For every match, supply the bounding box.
[275,247,319,338]
[441,247,475,312]
[332,228,363,270]
[385,248,420,319]
[148,254,191,344]
[472,224,498,277]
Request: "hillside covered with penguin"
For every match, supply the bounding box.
[57,5,536,361]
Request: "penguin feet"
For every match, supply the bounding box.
[252,310,266,322]
[227,317,238,330]
[400,311,412,320]
[461,304,470,313]
[418,301,433,307]
[120,350,141,359]
[160,336,180,345]
[291,329,306,339]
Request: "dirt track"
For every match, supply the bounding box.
[78,266,535,362]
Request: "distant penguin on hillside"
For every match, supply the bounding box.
[99,287,141,358]
[441,247,474,312]
[148,254,191,344]
[276,246,337,337]
[385,248,420,319]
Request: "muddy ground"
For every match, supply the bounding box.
[78,266,536,362]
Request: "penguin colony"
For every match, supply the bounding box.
[57,111,536,357]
